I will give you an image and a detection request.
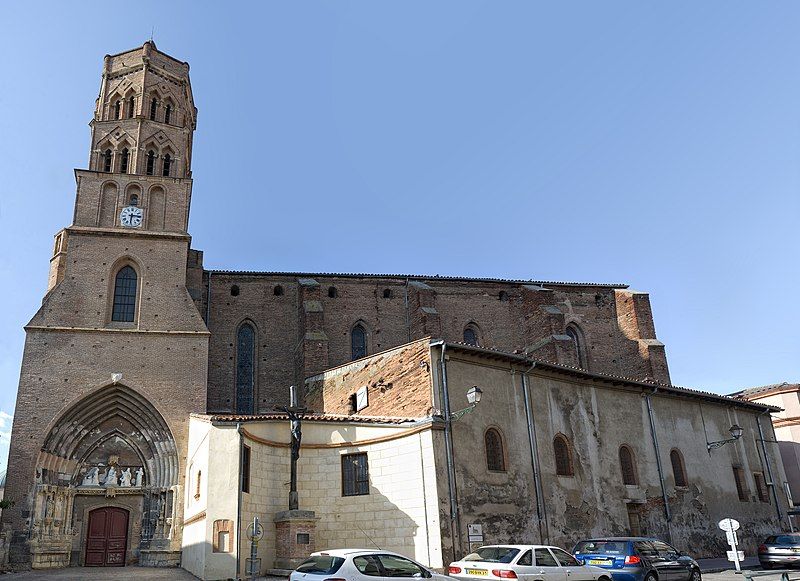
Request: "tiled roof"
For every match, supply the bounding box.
[200,412,417,425]
[729,382,800,399]
[206,270,628,289]
[438,341,781,413]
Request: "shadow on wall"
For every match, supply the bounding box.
[182,539,236,580]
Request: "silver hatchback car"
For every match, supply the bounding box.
[291,549,454,581]
[759,534,800,569]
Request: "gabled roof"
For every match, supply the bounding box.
[730,382,800,400]
[206,269,628,289]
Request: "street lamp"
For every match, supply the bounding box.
[451,386,483,421]
[707,424,744,453]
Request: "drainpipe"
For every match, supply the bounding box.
[438,342,462,561]
[404,277,411,342]
[521,366,548,543]
[757,413,783,524]
[236,422,243,581]
[205,271,213,326]
[645,390,672,542]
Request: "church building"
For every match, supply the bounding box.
[1,42,789,579]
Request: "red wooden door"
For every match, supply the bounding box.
[85,507,128,566]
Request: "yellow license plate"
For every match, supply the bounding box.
[589,560,609,565]
[467,570,488,576]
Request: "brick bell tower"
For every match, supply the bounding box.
[2,42,209,570]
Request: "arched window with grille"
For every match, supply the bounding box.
[102,149,112,172]
[553,434,574,476]
[164,104,172,124]
[111,266,137,322]
[120,148,129,174]
[670,449,688,487]
[351,324,367,360]
[566,324,588,369]
[463,325,479,346]
[149,97,158,120]
[127,96,135,118]
[619,445,638,485]
[162,154,171,177]
[236,323,256,414]
[146,150,156,175]
[485,428,506,472]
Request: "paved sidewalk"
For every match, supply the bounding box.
[0,566,199,579]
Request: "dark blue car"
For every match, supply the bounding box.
[573,538,701,581]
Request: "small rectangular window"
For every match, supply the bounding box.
[754,472,770,503]
[733,466,749,502]
[242,445,251,493]
[342,452,369,496]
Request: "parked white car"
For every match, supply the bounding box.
[448,545,612,581]
[291,549,455,581]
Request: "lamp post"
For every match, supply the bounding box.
[450,386,483,421]
[707,424,744,453]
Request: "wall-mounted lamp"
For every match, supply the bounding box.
[707,424,743,453]
[451,386,483,421]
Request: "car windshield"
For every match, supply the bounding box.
[464,547,520,563]
[574,541,628,555]
[767,535,800,545]
[296,556,346,574]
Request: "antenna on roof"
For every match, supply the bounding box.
[355,523,381,550]
[150,26,155,42]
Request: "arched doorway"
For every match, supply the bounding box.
[86,507,129,566]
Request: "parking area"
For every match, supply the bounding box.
[0,566,199,580]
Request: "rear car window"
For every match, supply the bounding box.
[767,535,800,545]
[535,549,559,567]
[378,555,426,578]
[296,556,345,575]
[354,556,383,576]
[464,547,521,563]
[551,548,580,566]
[574,541,629,555]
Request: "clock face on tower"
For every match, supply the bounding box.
[119,206,144,228]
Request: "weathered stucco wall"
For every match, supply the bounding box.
[438,349,787,559]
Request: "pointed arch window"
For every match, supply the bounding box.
[149,98,158,121]
[162,154,171,177]
[566,324,588,369]
[670,449,688,487]
[164,104,172,125]
[463,325,479,346]
[111,266,137,322]
[351,324,367,360]
[553,434,574,476]
[146,150,156,175]
[120,148,129,174]
[485,428,506,472]
[102,149,112,172]
[127,96,135,118]
[619,445,638,485]
[236,323,255,414]
[114,100,121,120]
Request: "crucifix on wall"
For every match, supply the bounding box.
[275,385,307,511]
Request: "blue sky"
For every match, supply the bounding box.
[1,2,799,472]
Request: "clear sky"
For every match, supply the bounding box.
[1,2,799,472]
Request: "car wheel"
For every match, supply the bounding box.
[690,569,701,581]
[645,573,657,581]
[598,576,611,581]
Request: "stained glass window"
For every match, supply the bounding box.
[236,324,255,414]
[111,266,137,322]
[351,324,367,360]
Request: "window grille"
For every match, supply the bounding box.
[111,266,137,322]
[485,428,506,471]
[463,326,479,346]
[554,435,574,476]
[670,449,688,487]
[733,466,749,501]
[342,452,369,496]
[619,445,637,485]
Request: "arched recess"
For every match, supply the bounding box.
[463,322,481,347]
[98,181,119,226]
[148,185,166,230]
[36,384,179,489]
[565,323,589,370]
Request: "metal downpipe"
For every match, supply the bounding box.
[439,343,462,561]
[757,413,783,523]
[521,370,548,543]
[645,391,672,542]
[236,421,243,580]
